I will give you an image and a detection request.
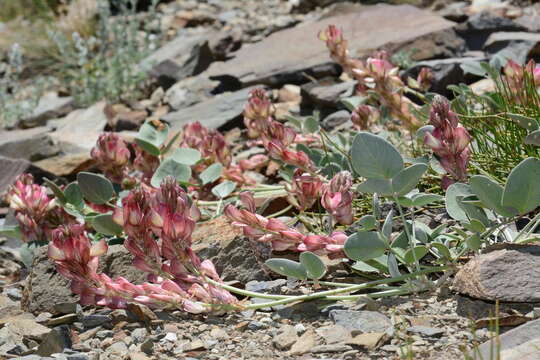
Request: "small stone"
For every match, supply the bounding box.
[273,325,297,351]
[346,332,386,350]
[47,313,79,326]
[278,84,301,103]
[129,352,150,360]
[288,329,318,356]
[316,325,351,344]
[37,325,72,356]
[247,321,265,330]
[209,328,229,340]
[329,310,393,334]
[52,302,81,315]
[294,323,306,335]
[82,314,111,328]
[311,344,352,353]
[107,341,128,355]
[406,326,445,338]
[163,332,178,342]
[5,287,21,301]
[140,338,155,355]
[96,330,114,340]
[131,328,147,344]
[187,339,206,351]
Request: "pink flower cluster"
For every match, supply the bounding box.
[225,192,348,257]
[503,59,540,102]
[48,177,237,313]
[321,171,354,225]
[424,96,471,188]
[91,133,159,187]
[244,89,315,172]
[319,25,421,130]
[6,174,74,242]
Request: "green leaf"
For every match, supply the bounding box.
[403,245,429,264]
[470,175,517,217]
[460,61,487,77]
[457,195,490,226]
[151,158,192,187]
[344,232,387,261]
[92,214,123,236]
[357,178,392,195]
[507,113,539,131]
[43,178,66,205]
[265,258,307,280]
[466,234,482,251]
[387,253,401,277]
[445,183,473,221]
[19,242,40,269]
[525,130,540,146]
[391,164,428,196]
[357,215,377,231]
[303,116,320,133]
[351,132,404,179]
[411,193,443,207]
[321,163,342,177]
[464,219,486,233]
[0,225,22,239]
[199,163,223,185]
[430,242,451,259]
[396,196,413,207]
[135,121,169,156]
[64,182,84,209]
[212,181,236,199]
[341,96,364,112]
[382,210,393,240]
[77,172,114,205]
[502,157,540,215]
[299,252,326,280]
[170,148,202,165]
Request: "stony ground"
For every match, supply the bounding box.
[3,0,540,359]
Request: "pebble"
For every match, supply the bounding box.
[406,326,445,338]
[82,314,111,328]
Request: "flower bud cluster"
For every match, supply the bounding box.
[319,26,421,130]
[288,169,324,211]
[6,174,74,242]
[424,96,471,188]
[48,177,237,313]
[321,171,354,225]
[244,89,315,172]
[225,192,347,257]
[503,59,540,101]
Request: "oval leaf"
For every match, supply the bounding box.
[200,163,223,185]
[403,245,429,264]
[431,242,451,259]
[171,148,202,165]
[502,157,540,215]
[265,258,307,280]
[351,132,403,179]
[344,232,387,261]
[299,252,326,280]
[64,182,84,209]
[470,175,517,217]
[151,158,192,188]
[135,121,169,156]
[212,180,236,199]
[411,193,443,207]
[507,113,539,131]
[77,172,114,205]
[445,183,473,221]
[92,214,123,236]
[525,130,540,146]
[391,164,428,196]
[357,178,392,195]
[44,178,66,205]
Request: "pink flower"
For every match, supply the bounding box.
[289,169,323,211]
[321,171,354,225]
[91,133,131,183]
[351,105,380,130]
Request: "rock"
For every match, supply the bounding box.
[131,328,147,344]
[108,105,147,131]
[206,4,456,86]
[5,287,21,301]
[321,110,351,131]
[245,279,286,293]
[311,344,352,353]
[345,332,386,349]
[50,101,109,154]
[301,79,356,108]
[471,318,540,360]
[405,57,486,96]
[453,244,540,303]
[82,314,111,329]
[277,84,302,103]
[141,32,214,89]
[288,329,318,355]
[406,326,445,338]
[20,92,74,128]
[515,14,540,33]
[273,324,297,350]
[434,1,469,23]
[455,294,537,320]
[52,303,82,316]
[22,245,147,314]
[37,325,72,356]
[0,126,59,161]
[316,324,351,344]
[164,75,218,111]
[162,86,259,132]
[33,153,94,177]
[386,28,465,62]
[106,341,128,355]
[193,216,270,284]
[47,313,79,326]
[470,78,496,95]
[456,12,527,50]
[329,310,393,334]
[484,32,540,64]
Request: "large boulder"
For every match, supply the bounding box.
[453,244,540,303]
[0,126,59,161]
[21,245,147,314]
[206,4,457,86]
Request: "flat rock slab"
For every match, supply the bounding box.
[471,318,540,360]
[162,86,259,132]
[329,310,392,334]
[0,126,59,161]
[206,4,455,86]
[0,155,56,194]
[453,244,540,303]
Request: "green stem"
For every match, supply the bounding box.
[394,196,420,273]
[267,205,293,219]
[206,278,292,300]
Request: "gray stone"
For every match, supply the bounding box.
[0,126,59,161]
[406,326,445,338]
[206,4,455,86]
[20,92,74,128]
[515,14,540,33]
[471,318,540,360]
[82,314,111,328]
[37,325,72,356]
[456,12,527,50]
[164,75,218,111]
[52,302,82,316]
[22,245,148,314]
[455,294,537,320]
[245,279,286,293]
[321,110,350,131]
[273,325,297,350]
[162,86,259,133]
[141,32,214,89]
[50,101,109,154]
[329,310,392,334]
[453,244,540,303]
[484,32,540,64]
[107,341,128,355]
[301,80,356,108]
[316,325,351,344]
[131,328,148,344]
[5,287,21,301]
[311,344,353,353]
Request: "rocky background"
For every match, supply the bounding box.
[2,0,540,359]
